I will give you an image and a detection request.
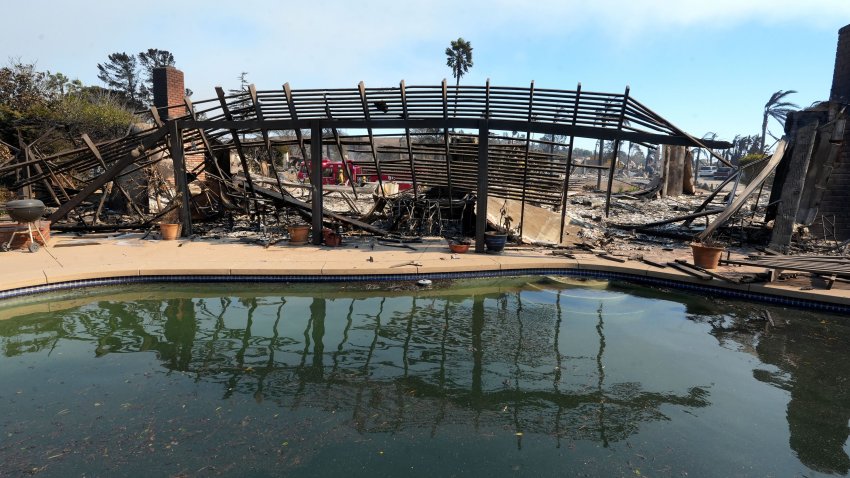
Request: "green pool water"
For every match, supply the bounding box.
[0,277,848,477]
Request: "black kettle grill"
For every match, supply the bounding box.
[2,199,47,253]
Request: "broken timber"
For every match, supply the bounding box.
[247,182,388,236]
[5,80,733,240]
[696,139,787,242]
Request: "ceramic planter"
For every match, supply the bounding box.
[288,224,311,245]
[690,243,724,269]
[160,223,181,240]
[484,232,507,253]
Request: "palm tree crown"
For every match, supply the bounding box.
[445,38,473,86]
[761,90,798,152]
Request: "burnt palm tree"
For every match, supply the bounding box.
[761,90,798,152]
[695,131,717,169]
[445,38,473,86]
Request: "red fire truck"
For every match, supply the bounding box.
[296,159,362,185]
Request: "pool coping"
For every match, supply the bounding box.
[2,267,849,314]
[1,236,849,313]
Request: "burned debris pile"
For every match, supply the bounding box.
[2,72,849,290]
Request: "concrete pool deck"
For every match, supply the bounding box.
[1,233,849,310]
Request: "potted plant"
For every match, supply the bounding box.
[159,207,181,241]
[484,202,511,253]
[447,237,470,254]
[690,237,725,269]
[287,222,311,245]
[323,227,342,247]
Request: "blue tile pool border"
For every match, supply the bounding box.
[1,269,848,314]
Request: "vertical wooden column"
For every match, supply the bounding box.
[475,119,489,253]
[518,81,535,239]
[604,86,630,216]
[559,83,581,243]
[399,80,419,197]
[169,121,192,236]
[442,79,454,216]
[311,120,324,245]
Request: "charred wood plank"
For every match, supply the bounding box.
[249,181,388,236]
[667,261,713,280]
[604,86,630,217]
[216,86,260,225]
[48,126,168,224]
[82,134,147,221]
[697,139,787,242]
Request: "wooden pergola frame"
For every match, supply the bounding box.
[3,80,731,252]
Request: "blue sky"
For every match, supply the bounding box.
[3,0,849,146]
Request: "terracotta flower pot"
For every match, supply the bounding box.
[323,228,342,247]
[288,224,311,245]
[691,243,724,269]
[160,223,181,241]
[449,243,469,253]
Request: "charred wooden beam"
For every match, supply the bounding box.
[697,139,788,241]
[311,120,323,245]
[168,122,193,236]
[400,80,419,196]
[180,117,729,149]
[216,86,261,226]
[476,119,489,253]
[48,126,169,224]
[322,93,359,199]
[248,84,287,194]
[519,81,535,239]
[442,79,454,215]
[604,86,630,217]
[250,182,388,236]
[185,96,228,181]
[560,82,582,243]
[81,134,146,222]
[358,81,386,197]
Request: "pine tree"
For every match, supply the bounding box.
[137,48,176,105]
[96,52,140,108]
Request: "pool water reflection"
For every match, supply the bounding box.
[0,277,848,477]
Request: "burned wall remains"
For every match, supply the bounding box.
[816,24,850,240]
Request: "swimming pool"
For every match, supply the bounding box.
[0,277,847,477]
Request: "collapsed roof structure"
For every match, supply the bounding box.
[0,70,731,252]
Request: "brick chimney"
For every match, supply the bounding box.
[152,66,187,120]
[830,24,850,104]
[819,24,850,240]
[151,66,207,182]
